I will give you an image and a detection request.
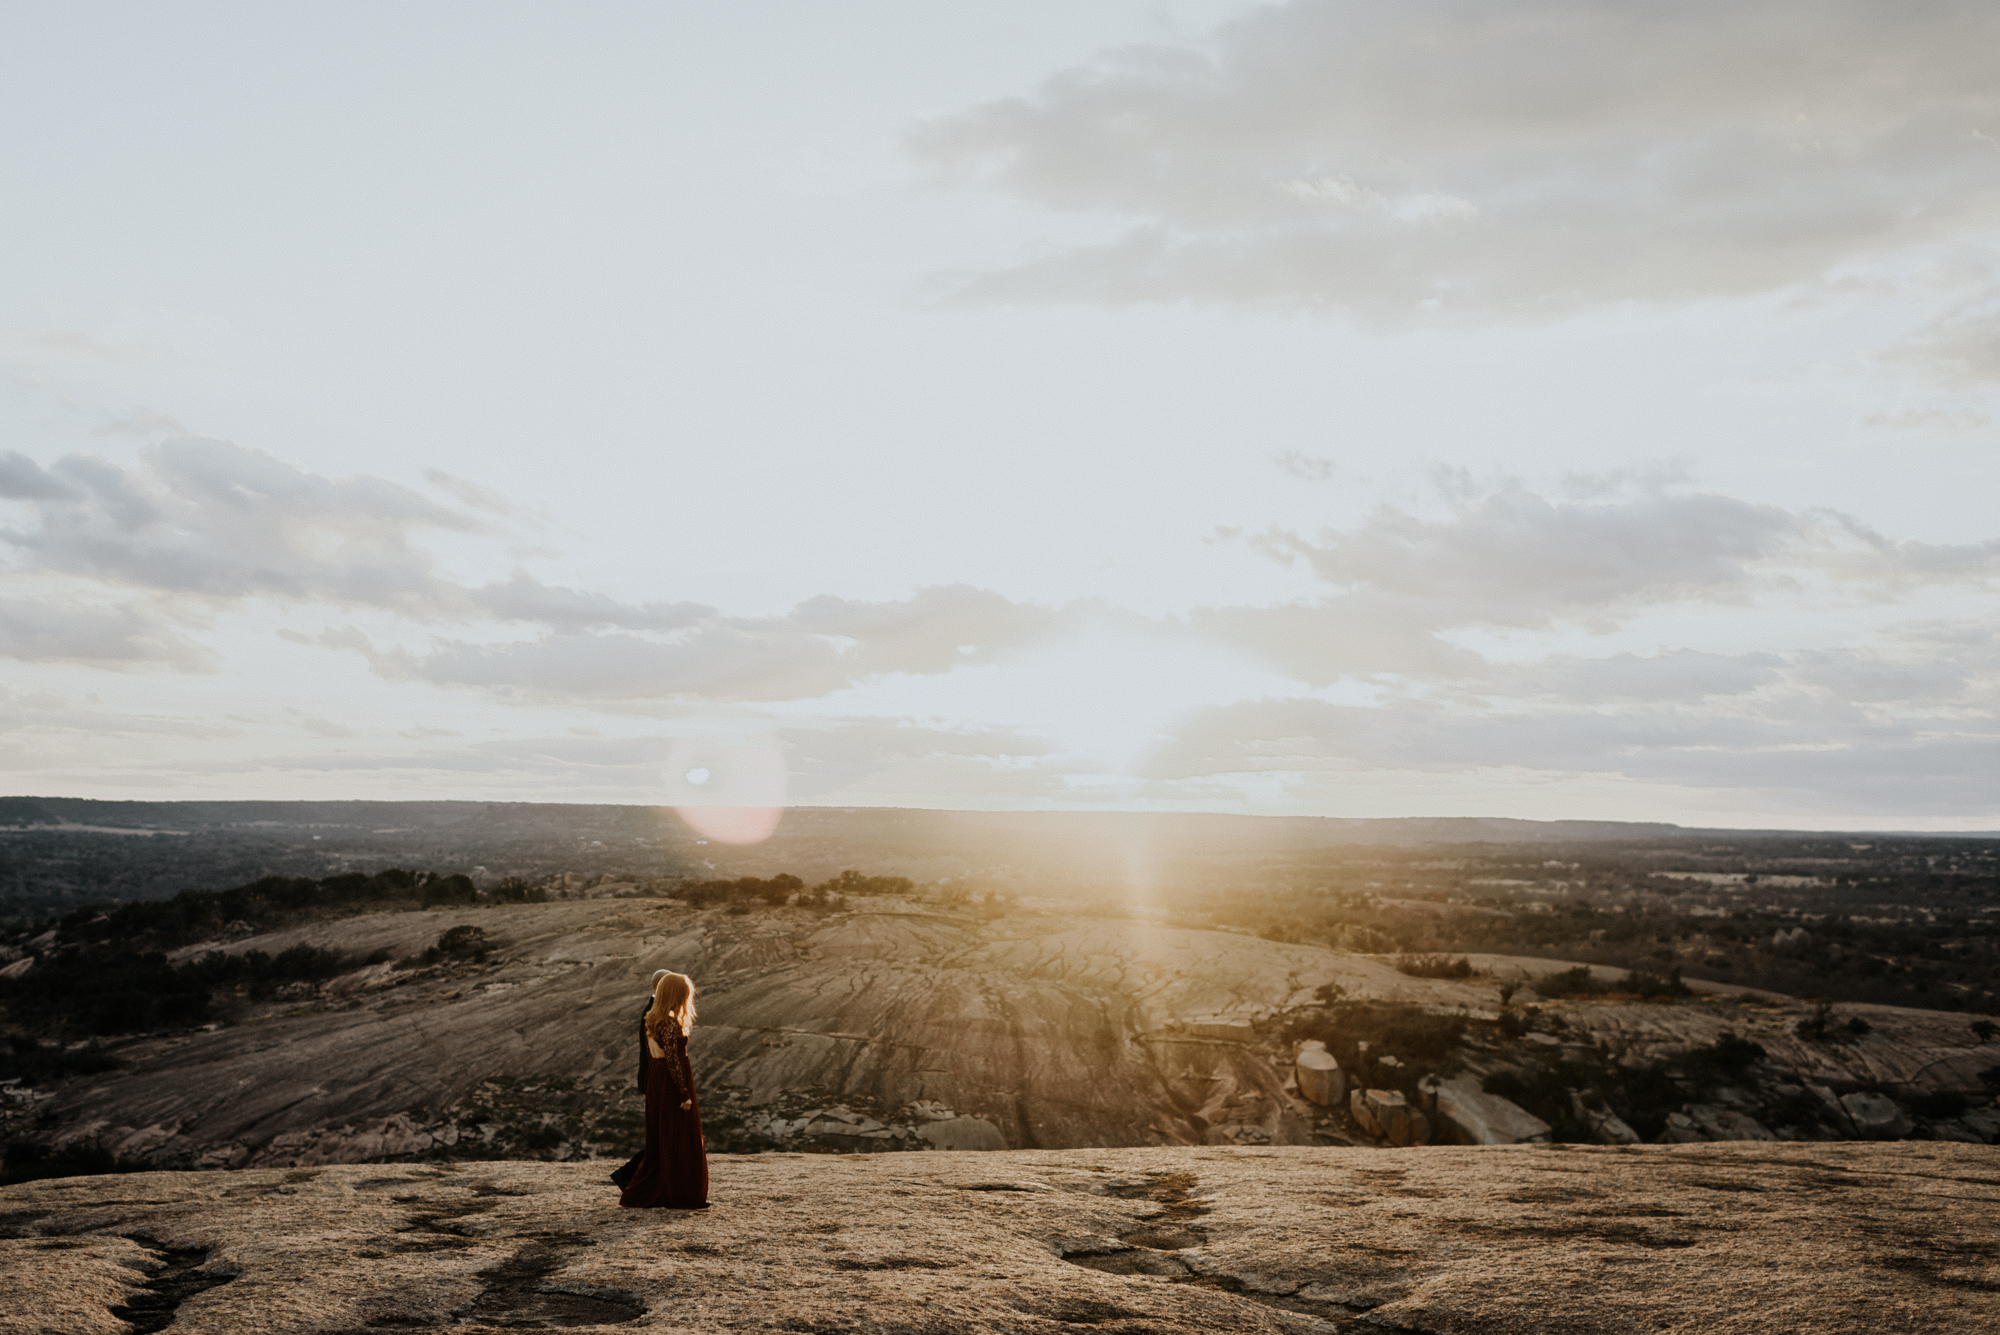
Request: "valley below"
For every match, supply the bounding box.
[4,886,1997,1178]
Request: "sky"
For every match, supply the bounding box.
[2,0,1998,830]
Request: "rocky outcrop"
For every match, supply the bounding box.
[2,1143,1993,1334]
[8,900,1996,1172]
[1348,1088,1429,1146]
[1841,1091,1915,1139]
[1427,1075,1552,1145]
[1568,1090,1641,1144]
[1292,1041,1343,1107]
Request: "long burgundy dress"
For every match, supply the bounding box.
[618,1020,709,1209]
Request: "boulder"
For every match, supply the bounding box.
[1295,1044,1345,1108]
[1569,1091,1641,1145]
[1349,1087,1384,1136]
[1350,1088,1429,1146]
[1958,1107,2000,1142]
[1659,1111,1707,1143]
[1431,1076,1551,1146]
[1839,1092,1913,1139]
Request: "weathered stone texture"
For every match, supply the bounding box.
[1,1143,1994,1333]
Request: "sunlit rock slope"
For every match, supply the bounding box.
[12,895,1998,1171]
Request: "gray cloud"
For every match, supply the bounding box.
[468,573,712,634]
[1,438,476,614]
[1143,646,2000,813]
[1259,483,1800,627]
[0,595,212,669]
[328,584,1085,703]
[1887,301,2000,386]
[0,444,727,666]
[915,0,2000,317]
[0,686,235,740]
[0,451,79,501]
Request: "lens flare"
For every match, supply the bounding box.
[662,736,786,844]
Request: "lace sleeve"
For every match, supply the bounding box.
[665,1031,690,1101]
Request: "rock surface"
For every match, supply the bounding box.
[1349,1089,1430,1147]
[2,1143,1995,1334]
[11,899,1998,1171]
[1294,1042,1345,1108]
[1429,1077,1552,1147]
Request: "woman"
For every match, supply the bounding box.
[618,970,710,1209]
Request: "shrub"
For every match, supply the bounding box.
[1538,966,1601,997]
[0,948,212,1036]
[1611,1063,1687,1140]
[1796,1003,1872,1042]
[489,877,547,904]
[1911,1090,1970,1120]
[1285,1000,1469,1086]
[36,867,469,953]
[0,1036,121,1085]
[1480,1059,1599,1133]
[419,874,478,907]
[819,870,913,899]
[1395,953,1474,980]
[183,944,348,1000]
[1684,1032,1766,1081]
[1615,968,1691,999]
[421,925,491,965]
[678,874,803,909]
[0,1137,149,1186]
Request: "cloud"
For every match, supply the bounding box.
[467,573,711,633]
[1143,637,2000,813]
[424,469,513,515]
[0,685,235,740]
[1258,483,1800,626]
[0,451,79,501]
[1185,477,2000,688]
[326,584,1084,703]
[93,409,189,438]
[1187,597,1485,684]
[0,595,212,669]
[1274,451,1339,481]
[0,438,477,614]
[1886,300,2000,386]
[915,0,2000,318]
[0,444,721,660]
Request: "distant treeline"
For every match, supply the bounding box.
[0,865,918,1049]
[47,868,483,951]
[675,870,914,910]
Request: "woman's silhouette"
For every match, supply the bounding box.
[617,970,709,1209]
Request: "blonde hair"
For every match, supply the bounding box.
[646,971,696,1046]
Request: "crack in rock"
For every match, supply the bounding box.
[1065,1171,1208,1276]
[107,1234,240,1335]
[451,1232,645,1328]
[1064,1174,1436,1332]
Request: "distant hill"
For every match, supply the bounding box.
[1,797,1984,926]
[2,795,1709,839]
